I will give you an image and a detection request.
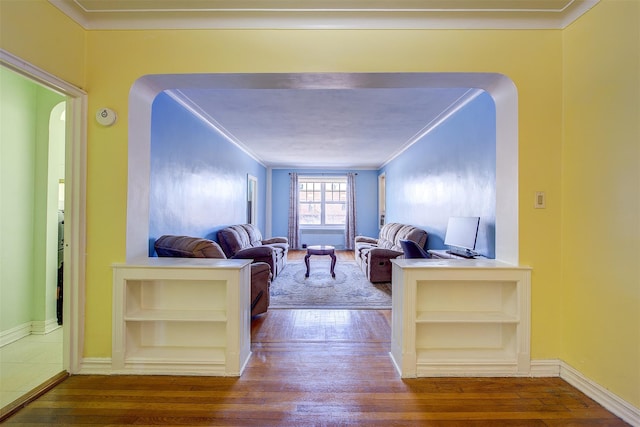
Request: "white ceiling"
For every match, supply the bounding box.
[50,1,599,169]
[166,86,481,168]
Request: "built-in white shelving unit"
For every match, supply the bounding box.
[112,257,252,376]
[390,259,531,377]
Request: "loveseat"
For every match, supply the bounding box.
[154,235,272,316]
[355,223,428,283]
[217,224,288,278]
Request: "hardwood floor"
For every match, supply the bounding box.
[3,306,628,426]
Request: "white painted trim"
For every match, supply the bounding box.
[560,361,640,426]
[529,358,562,377]
[77,357,113,375]
[30,319,61,335]
[265,168,273,238]
[165,89,266,167]
[381,88,484,167]
[0,323,31,348]
[48,0,599,30]
[0,49,87,376]
[531,359,640,426]
[561,0,600,29]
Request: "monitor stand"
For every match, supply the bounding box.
[446,247,476,258]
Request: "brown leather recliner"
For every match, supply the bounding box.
[154,235,272,316]
[354,223,428,283]
[217,224,288,278]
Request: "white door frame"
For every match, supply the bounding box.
[1,49,87,374]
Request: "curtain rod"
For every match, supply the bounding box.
[289,172,357,175]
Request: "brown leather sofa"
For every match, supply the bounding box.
[154,235,272,316]
[217,224,288,278]
[355,223,428,283]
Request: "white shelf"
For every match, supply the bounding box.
[125,346,226,364]
[390,259,531,377]
[112,258,252,376]
[416,311,519,323]
[416,347,517,362]
[124,309,227,322]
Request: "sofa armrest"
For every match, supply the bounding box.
[366,247,403,283]
[355,236,378,244]
[262,237,288,245]
[232,247,277,275]
[368,247,403,262]
[250,262,271,316]
[232,245,275,260]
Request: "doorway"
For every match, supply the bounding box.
[0,51,87,419]
[126,72,518,264]
[0,66,64,412]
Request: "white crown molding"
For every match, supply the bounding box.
[381,88,483,168]
[164,89,266,168]
[48,0,600,30]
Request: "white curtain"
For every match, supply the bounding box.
[288,173,300,249]
[345,172,357,250]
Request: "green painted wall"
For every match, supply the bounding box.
[0,67,64,334]
[0,68,37,331]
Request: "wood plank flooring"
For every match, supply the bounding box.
[2,252,629,425]
[4,309,628,426]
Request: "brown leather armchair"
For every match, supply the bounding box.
[354,223,428,283]
[154,235,272,316]
[217,224,288,277]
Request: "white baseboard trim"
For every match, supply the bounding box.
[532,359,639,426]
[530,359,561,377]
[559,361,639,426]
[78,357,113,375]
[0,322,31,347]
[31,319,61,335]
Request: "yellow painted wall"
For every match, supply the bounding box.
[83,29,564,359]
[562,0,640,407]
[2,0,637,410]
[0,0,85,88]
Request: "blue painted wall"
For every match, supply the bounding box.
[271,169,380,247]
[149,92,266,253]
[381,92,496,258]
[149,91,495,257]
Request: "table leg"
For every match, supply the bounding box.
[330,252,336,278]
[304,253,311,278]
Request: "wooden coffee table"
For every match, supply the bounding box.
[304,245,336,278]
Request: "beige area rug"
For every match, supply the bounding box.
[269,260,392,309]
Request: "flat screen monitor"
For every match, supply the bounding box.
[444,216,480,258]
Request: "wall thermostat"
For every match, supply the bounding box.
[96,108,117,126]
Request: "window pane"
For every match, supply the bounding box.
[299,178,347,226]
[299,182,321,202]
[325,185,346,202]
[325,203,346,225]
[299,202,321,225]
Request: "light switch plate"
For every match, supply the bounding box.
[534,191,546,209]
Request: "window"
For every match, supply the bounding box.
[299,177,347,226]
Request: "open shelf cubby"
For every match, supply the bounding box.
[112,258,253,376]
[391,259,531,377]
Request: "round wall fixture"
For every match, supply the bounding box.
[96,107,117,126]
